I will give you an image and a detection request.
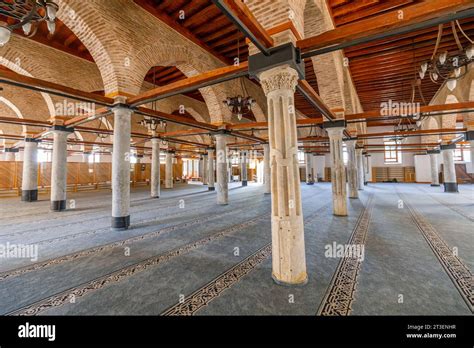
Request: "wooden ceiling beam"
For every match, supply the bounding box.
[128,62,249,107]
[0,70,114,106]
[346,102,474,121]
[298,0,474,53]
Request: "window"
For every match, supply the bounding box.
[384,141,401,164]
[454,146,464,162]
[342,144,348,165]
[298,151,305,164]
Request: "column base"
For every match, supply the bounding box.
[151,195,160,199]
[21,189,38,202]
[208,187,215,191]
[443,182,458,192]
[242,180,247,186]
[272,273,308,287]
[430,184,440,187]
[364,182,368,186]
[111,215,130,230]
[306,182,314,185]
[51,200,66,211]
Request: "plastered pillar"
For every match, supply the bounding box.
[215,133,228,205]
[207,148,215,191]
[441,144,458,192]
[111,107,132,229]
[50,128,70,211]
[21,138,39,202]
[326,124,348,216]
[151,138,161,198]
[346,140,358,199]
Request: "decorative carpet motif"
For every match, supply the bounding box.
[0,208,241,281]
[317,193,375,316]
[400,192,474,313]
[7,212,270,316]
[161,203,332,316]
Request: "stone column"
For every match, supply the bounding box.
[304,152,314,185]
[312,153,319,183]
[346,140,358,199]
[427,149,440,187]
[207,148,215,191]
[364,154,372,184]
[228,152,233,183]
[202,154,208,185]
[263,143,271,194]
[441,144,458,192]
[259,65,307,286]
[50,128,70,211]
[165,151,173,189]
[240,150,248,186]
[21,138,39,202]
[356,148,364,190]
[326,122,348,216]
[215,133,228,205]
[150,138,161,198]
[111,107,131,229]
[198,155,204,182]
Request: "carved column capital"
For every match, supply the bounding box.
[259,65,299,95]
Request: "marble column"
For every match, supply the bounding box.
[228,152,233,183]
[50,128,70,211]
[364,154,372,184]
[304,152,314,185]
[198,155,204,182]
[312,153,319,183]
[150,138,161,198]
[263,143,271,194]
[165,151,173,189]
[215,133,228,205]
[207,148,215,191]
[441,144,458,192]
[202,154,208,185]
[346,140,358,199]
[427,149,440,187]
[111,107,131,229]
[21,138,39,202]
[259,65,307,286]
[240,150,248,186]
[356,148,364,190]
[326,123,348,216]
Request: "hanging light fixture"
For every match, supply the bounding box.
[0,0,59,46]
[223,77,255,121]
[418,22,473,91]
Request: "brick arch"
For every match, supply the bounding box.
[441,94,459,142]
[422,117,440,144]
[463,79,474,130]
[304,0,345,111]
[0,97,25,139]
[0,57,55,117]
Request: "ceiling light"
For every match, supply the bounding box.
[438,51,448,65]
[22,22,32,35]
[0,26,11,46]
[447,79,457,91]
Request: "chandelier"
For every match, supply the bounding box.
[418,21,473,91]
[223,78,255,121]
[139,117,166,133]
[0,0,59,46]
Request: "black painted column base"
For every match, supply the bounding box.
[443,182,458,193]
[242,180,247,186]
[21,189,38,202]
[306,182,314,185]
[112,215,130,230]
[51,200,66,211]
[430,184,440,187]
[208,187,215,191]
[151,195,160,199]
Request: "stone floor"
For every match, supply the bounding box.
[0,182,472,315]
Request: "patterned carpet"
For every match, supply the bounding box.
[0,182,472,315]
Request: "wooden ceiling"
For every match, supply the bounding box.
[328,0,474,126]
[0,15,93,62]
